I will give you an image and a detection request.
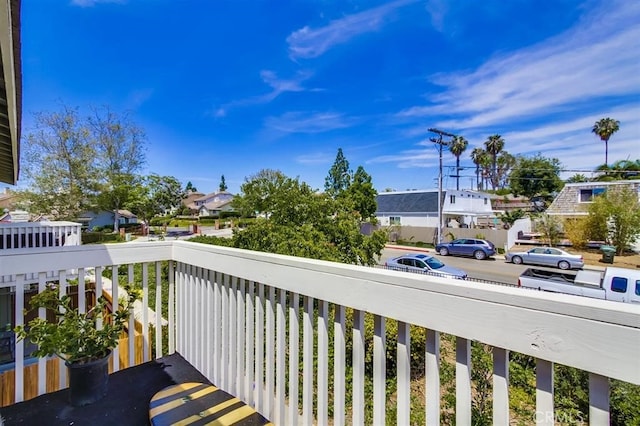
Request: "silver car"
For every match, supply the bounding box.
[384,253,468,279]
[505,247,584,270]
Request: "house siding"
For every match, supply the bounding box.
[547,180,640,216]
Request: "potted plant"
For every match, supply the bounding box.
[15,281,137,407]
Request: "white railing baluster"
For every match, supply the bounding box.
[456,337,471,425]
[275,288,286,425]
[493,347,510,425]
[168,261,175,355]
[288,292,300,426]
[352,309,365,426]
[426,329,440,426]
[37,272,47,396]
[213,271,222,385]
[302,295,314,425]
[334,304,346,426]
[245,280,255,406]
[317,300,329,426]
[229,275,238,395]
[266,286,276,420]
[127,264,135,367]
[194,267,203,370]
[373,315,386,426]
[237,278,246,400]
[142,263,150,362]
[221,273,230,390]
[177,263,185,355]
[397,321,410,426]
[14,274,25,403]
[536,359,554,426]
[155,262,163,360]
[589,373,610,424]
[255,282,266,414]
[111,266,120,372]
[205,268,214,381]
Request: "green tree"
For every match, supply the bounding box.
[325,148,351,197]
[231,169,289,218]
[587,186,640,254]
[343,166,377,220]
[484,134,505,190]
[535,213,563,246]
[88,106,147,231]
[185,181,197,193]
[566,174,589,183]
[594,159,640,181]
[21,105,97,219]
[591,117,620,166]
[508,154,564,204]
[448,136,468,190]
[471,147,488,191]
[219,175,228,192]
[130,174,184,223]
[496,151,516,189]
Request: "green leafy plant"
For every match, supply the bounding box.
[15,282,137,364]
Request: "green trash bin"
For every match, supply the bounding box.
[600,245,616,264]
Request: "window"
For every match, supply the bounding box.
[635,280,640,296]
[450,195,456,204]
[484,198,488,205]
[611,277,628,293]
[580,188,605,202]
[390,216,401,225]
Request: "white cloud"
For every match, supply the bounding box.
[287,0,417,59]
[398,0,640,130]
[295,152,334,165]
[70,0,125,7]
[264,111,354,134]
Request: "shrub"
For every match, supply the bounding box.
[563,218,589,249]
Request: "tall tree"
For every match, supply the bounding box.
[587,186,640,255]
[591,117,620,166]
[129,174,184,223]
[484,134,505,190]
[232,169,289,218]
[448,136,468,190]
[88,106,147,231]
[21,105,97,219]
[566,174,590,183]
[344,166,377,220]
[594,159,640,181]
[185,181,197,193]
[325,148,351,197]
[219,175,228,192]
[496,151,516,189]
[470,147,487,191]
[508,154,564,204]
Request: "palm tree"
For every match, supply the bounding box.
[484,134,505,190]
[448,136,468,190]
[591,118,620,166]
[470,147,486,190]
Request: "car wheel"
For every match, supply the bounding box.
[439,247,449,256]
[558,260,570,270]
[512,256,523,265]
[474,250,487,260]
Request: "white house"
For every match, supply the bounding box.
[376,189,499,228]
[194,191,235,217]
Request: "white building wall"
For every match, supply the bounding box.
[377,214,438,227]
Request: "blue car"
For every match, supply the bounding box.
[435,238,496,260]
[384,253,467,279]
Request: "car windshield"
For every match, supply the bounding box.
[425,257,445,269]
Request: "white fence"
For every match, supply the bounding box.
[1,241,638,424]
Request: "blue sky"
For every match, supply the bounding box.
[20,0,640,195]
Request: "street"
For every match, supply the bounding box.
[379,247,536,285]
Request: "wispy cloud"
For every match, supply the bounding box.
[211,70,315,117]
[70,0,125,7]
[287,0,417,60]
[398,0,640,130]
[295,152,335,165]
[124,88,153,110]
[264,111,354,134]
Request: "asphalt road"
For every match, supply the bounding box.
[380,246,536,285]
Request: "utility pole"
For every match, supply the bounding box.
[428,128,455,245]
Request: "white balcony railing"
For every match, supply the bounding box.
[0,241,638,424]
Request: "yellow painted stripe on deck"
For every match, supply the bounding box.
[149,385,219,418]
[152,382,204,401]
[204,405,259,425]
[171,397,242,426]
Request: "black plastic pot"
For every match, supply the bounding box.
[66,351,111,407]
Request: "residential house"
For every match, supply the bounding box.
[179,190,205,215]
[193,191,235,217]
[0,4,636,424]
[376,189,499,228]
[490,193,534,213]
[77,209,138,230]
[546,179,640,217]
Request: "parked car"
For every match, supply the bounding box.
[384,253,467,279]
[435,238,496,260]
[506,247,584,270]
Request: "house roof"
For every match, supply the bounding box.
[376,191,441,214]
[194,190,233,202]
[200,198,234,211]
[0,0,22,185]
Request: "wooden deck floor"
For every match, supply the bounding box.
[0,353,269,426]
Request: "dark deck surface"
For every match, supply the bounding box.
[1,353,214,425]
